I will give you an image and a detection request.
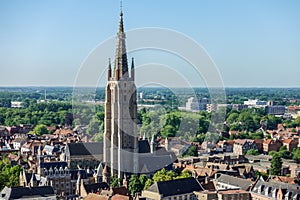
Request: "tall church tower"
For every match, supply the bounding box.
[103,10,138,179]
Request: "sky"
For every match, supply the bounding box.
[0,0,300,87]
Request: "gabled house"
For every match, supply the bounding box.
[142,177,204,200]
[283,138,298,151]
[12,137,27,150]
[0,186,56,200]
[233,139,257,155]
[217,140,234,152]
[263,139,282,153]
[232,164,255,180]
[214,173,253,191]
[64,142,103,169]
[251,179,300,200]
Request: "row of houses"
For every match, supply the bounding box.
[212,136,300,156]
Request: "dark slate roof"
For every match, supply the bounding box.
[251,179,300,199]
[65,142,103,156]
[40,161,67,170]
[216,174,253,191]
[0,186,55,200]
[84,182,109,193]
[146,177,203,197]
[138,140,150,153]
[139,154,175,174]
[156,147,177,159]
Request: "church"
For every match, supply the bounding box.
[103,9,176,180]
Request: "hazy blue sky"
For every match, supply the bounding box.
[0,0,299,87]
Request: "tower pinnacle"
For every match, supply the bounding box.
[119,11,124,33]
[114,7,128,80]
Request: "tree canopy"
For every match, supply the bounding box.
[0,158,22,190]
[32,124,48,136]
[270,153,282,176]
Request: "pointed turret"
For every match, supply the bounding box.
[49,167,54,177]
[114,11,128,80]
[94,163,104,183]
[102,164,110,184]
[76,173,81,195]
[165,137,170,152]
[131,57,135,81]
[119,11,124,33]
[150,134,155,154]
[108,58,112,81]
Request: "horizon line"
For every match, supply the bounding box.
[1,85,300,89]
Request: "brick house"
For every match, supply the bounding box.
[283,138,298,151]
[263,139,282,153]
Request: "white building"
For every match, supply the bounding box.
[244,99,267,108]
[186,97,199,111]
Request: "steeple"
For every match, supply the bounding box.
[114,10,128,80]
[108,58,112,81]
[104,2,139,180]
[119,12,124,33]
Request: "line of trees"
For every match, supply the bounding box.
[110,168,191,196]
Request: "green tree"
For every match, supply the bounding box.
[110,175,121,187]
[139,174,148,187]
[292,148,300,163]
[246,149,259,156]
[128,175,143,196]
[270,153,282,176]
[278,146,292,159]
[152,168,176,182]
[32,124,48,136]
[255,170,268,179]
[0,158,22,190]
[192,134,206,144]
[184,146,198,157]
[175,170,192,179]
[86,117,102,136]
[144,178,154,190]
[293,116,300,127]
[226,112,239,124]
[160,124,176,138]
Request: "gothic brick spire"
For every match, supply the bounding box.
[114,11,128,80]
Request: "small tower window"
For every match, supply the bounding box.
[124,95,126,101]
